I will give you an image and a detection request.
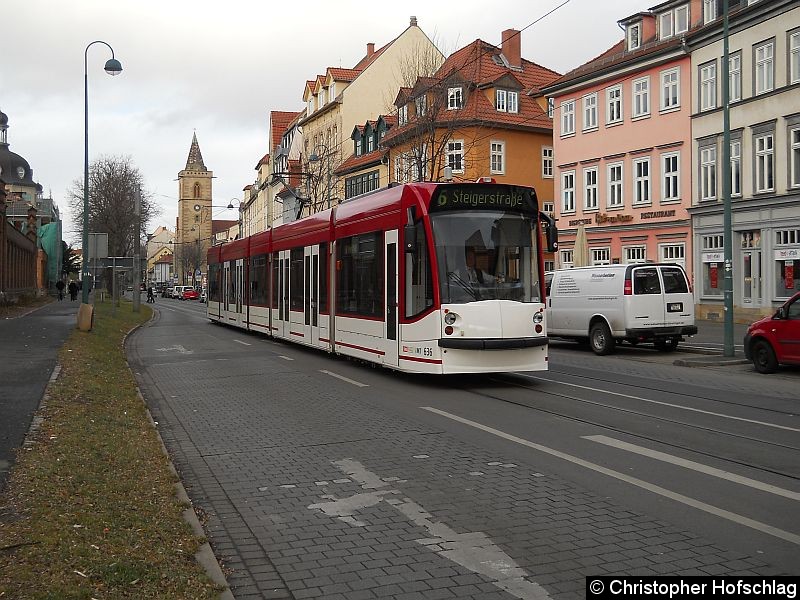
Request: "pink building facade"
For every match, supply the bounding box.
[542,2,701,281]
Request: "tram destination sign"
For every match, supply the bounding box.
[430,184,537,216]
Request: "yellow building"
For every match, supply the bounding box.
[176,133,212,285]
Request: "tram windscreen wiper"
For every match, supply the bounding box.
[447,271,480,301]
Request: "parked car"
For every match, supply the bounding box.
[546,264,697,355]
[744,291,800,374]
[162,286,173,298]
[181,288,200,300]
[172,285,191,299]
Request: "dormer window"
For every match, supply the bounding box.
[447,87,463,110]
[415,95,426,117]
[398,104,408,126]
[659,4,689,39]
[496,89,519,113]
[329,82,336,100]
[307,98,313,115]
[367,135,374,153]
[627,22,641,51]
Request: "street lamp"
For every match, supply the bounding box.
[82,40,122,304]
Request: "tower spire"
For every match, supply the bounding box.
[185,131,206,171]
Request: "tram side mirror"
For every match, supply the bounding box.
[539,212,559,253]
[404,224,417,254]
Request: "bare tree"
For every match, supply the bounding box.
[68,155,159,256]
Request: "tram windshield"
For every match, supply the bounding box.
[431,210,541,304]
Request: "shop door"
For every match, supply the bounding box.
[742,250,762,305]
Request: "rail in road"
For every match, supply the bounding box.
[128,303,798,599]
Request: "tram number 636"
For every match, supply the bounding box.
[423,347,433,357]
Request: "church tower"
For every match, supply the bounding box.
[176,132,213,286]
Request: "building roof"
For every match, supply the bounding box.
[155,253,174,264]
[383,37,560,145]
[327,67,362,83]
[270,111,301,152]
[184,132,206,171]
[334,148,388,176]
[212,219,238,234]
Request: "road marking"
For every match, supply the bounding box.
[584,435,800,501]
[422,407,800,546]
[155,344,193,354]
[233,339,251,346]
[279,355,294,361]
[308,458,551,600]
[320,370,368,387]
[522,375,800,433]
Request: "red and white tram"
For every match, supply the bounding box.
[207,181,558,374]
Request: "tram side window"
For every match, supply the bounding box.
[271,253,280,308]
[337,232,383,318]
[227,261,236,304]
[250,254,268,306]
[290,247,305,311]
[319,243,329,313]
[405,222,433,317]
[209,263,219,302]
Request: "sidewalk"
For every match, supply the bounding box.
[676,318,752,367]
[0,298,79,491]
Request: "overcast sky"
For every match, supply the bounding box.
[2,0,645,245]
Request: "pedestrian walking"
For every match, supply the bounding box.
[68,280,78,301]
[55,279,65,301]
[147,286,155,304]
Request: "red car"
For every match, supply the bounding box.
[181,288,200,300]
[744,291,800,373]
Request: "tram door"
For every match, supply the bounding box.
[234,259,245,327]
[304,245,321,346]
[223,262,230,314]
[275,251,288,338]
[384,230,399,367]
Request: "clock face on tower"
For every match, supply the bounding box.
[193,204,201,212]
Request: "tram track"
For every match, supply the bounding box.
[452,374,800,482]
[546,364,799,418]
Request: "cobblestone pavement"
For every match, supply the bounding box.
[126,310,790,600]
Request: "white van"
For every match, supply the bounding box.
[546,263,697,355]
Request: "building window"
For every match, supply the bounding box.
[490,141,505,174]
[775,229,800,297]
[583,93,598,130]
[660,11,673,39]
[633,157,651,205]
[508,91,519,113]
[755,132,774,193]
[624,246,647,264]
[561,100,575,135]
[544,260,555,273]
[627,22,641,51]
[547,97,554,118]
[398,104,408,126]
[701,235,724,296]
[791,31,800,85]
[446,139,464,173]
[729,53,742,102]
[659,4,688,39]
[608,162,623,208]
[661,68,680,111]
[345,170,380,199]
[731,140,742,196]
[592,247,611,266]
[542,201,555,214]
[496,89,507,112]
[415,94,426,117]
[562,171,575,213]
[755,40,774,94]
[542,147,553,178]
[448,87,463,109]
[662,152,680,202]
[584,167,598,210]
[633,77,650,118]
[701,145,717,201]
[560,249,574,269]
[700,61,717,111]
[791,126,800,188]
[703,0,717,23]
[660,243,686,268]
[606,86,622,125]
[367,135,374,153]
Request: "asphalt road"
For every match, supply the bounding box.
[128,298,799,600]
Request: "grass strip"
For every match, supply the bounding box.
[0,299,221,599]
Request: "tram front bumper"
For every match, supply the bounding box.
[438,336,549,350]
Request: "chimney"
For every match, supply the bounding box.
[367,43,375,57]
[501,29,521,69]
[410,16,418,27]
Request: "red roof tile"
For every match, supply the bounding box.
[270,110,301,152]
[334,149,388,176]
[212,219,238,234]
[327,67,362,82]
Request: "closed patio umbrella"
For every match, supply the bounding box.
[573,224,590,267]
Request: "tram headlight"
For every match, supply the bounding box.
[444,312,458,325]
[532,311,544,325]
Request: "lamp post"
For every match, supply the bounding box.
[190,225,202,287]
[721,0,734,357]
[82,41,122,305]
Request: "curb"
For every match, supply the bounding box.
[673,356,750,367]
[123,309,234,600]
